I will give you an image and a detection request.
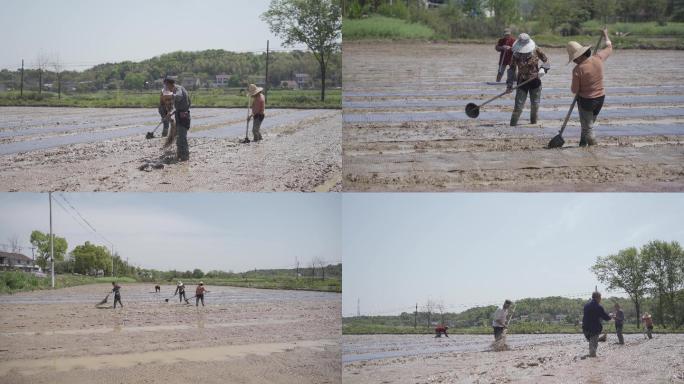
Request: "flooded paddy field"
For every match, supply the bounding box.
[343,333,684,383]
[0,283,341,384]
[0,107,341,191]
[342,42,684,191]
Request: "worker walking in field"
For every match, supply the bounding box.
[492,299,512,341]
[195,281,209,307]
[613,303,625,344]
[567,28,612,146]
[434,324,449,337]
[175,281,187,303]
[160,75,192,161]
[582,291,612,357]
[247,84,265,142]
[111,282,123,309]
[506,33,550,126]
[495,28,515,83]
[155,284,161,293]
[642,312,654,339]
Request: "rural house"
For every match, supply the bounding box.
[215,74,231,87]
[0,251,38,272]
[294,73,312,89]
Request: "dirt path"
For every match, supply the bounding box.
[0,107,341,191]
[342,42,684,191]
[343,334,684,383]
[0,284,341,384]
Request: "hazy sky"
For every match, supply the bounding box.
[0,193,341,272]
[0,0,305,70]
[342,193,684,317]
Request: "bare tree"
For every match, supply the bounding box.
[423,299,436,327]
[295,256,300,279]
[309,258,316,279]
[314,257,326,280]
[36,53,50,94]
[7,235,21,253]
[436,300,446,324]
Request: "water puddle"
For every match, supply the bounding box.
[0,339,337,376]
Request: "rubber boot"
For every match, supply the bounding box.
[579,128,588,147]
[530,103,539,124]
[496,72,503,83]
[509,111,521,127]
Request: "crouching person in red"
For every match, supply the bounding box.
[435,324,449,338]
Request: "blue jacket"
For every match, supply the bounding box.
[582,299,611,335]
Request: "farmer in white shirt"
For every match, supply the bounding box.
[492,299,513,341]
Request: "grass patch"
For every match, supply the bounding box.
[0,89,341,109]
[163,277,341,293]
[343,15,435,40]
[0,271,137,294]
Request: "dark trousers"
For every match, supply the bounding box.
[616,323,624,344]
[196,294,204,307]
[176,111,190,161]
[493,326,504,341]
[113,294,122,308]
[179,291,186,302]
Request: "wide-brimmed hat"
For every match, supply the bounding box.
[199,281,204,285]
[512,33,535,54]
[503,28,512,36]
[164,75,178,83]
[566,41,591,64]
[247,83,263,96]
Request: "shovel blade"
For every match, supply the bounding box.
[548,134,565,149]
[465,103,480,119]
[145,132,154,140]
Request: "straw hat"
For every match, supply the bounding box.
[247,84,263,96]
[512,33,535,54]
[199,281,204,285]
[566,41,591,64]
[503,28,512,36]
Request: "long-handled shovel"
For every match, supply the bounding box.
[548,33,605,148]
[146,109,175,140]
[95,293,110,307]
[239,97,251,144]
[466,76,540,119]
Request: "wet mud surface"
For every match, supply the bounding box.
[343,333,684,383]
[342,42,684,191]
[0,108,341,191]
[0,284,341,384]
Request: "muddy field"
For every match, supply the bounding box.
[0,107,341,191]
[343,42,684,191]
[0,284,341,384]
[343,333,684,383]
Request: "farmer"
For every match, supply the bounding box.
[506,33,550,126]
[174,281,187,303]
[111,282,123,309]
[155,284,161,293]
[195,281,208,307]
[161,75,192,161]
[613,303,625,344]
[582,291,612,357]
[158,87,175,138]
[495,28,516,83]
[567,28,612,146]
[642,312,654,339]
[247,84,265,142]
[492,299,513,341]
[435,324,449,338]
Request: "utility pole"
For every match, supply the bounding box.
[49,192,54,288]
[20,59,24,98]
[414,303,418,329]
[357,298,360,317]
[264,40,270,103]
[111,245,114,277]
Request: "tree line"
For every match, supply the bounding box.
[343,0,684,38]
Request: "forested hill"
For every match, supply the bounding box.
[0,49,342,92]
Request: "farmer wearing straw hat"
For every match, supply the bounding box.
[174,281,187,303]
[506,33,550,126]
[161,75,192,161]
[111,281,123,309]
[492,299,512,341]
[495,28,515,83]
[568,28,612,146]
[642,312,654,339]
[247,84,266,142]
[195,281,209,307]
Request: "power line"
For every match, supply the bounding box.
[57,194,113,247]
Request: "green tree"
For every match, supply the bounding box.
[487,0,520,26]
[591,247,649,327]
[29,230,68,270]
[71,241,111,275]
[192,268,204,278]
[262,0,341,101]
[641,240,684,327]
[123,72,145,90]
